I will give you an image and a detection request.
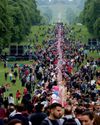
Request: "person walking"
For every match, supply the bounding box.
[8,119,24,125]
[9,104,29,125]
[60,105,81,125]
[29,103,47,125]
[80,111,94,125]
[40,103,63,125]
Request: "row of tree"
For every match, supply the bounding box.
[80,0,100,38]
[0,0,42,47]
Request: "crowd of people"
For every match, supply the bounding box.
[0,23,100,125]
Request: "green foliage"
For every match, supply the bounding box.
[68,24,92,43]
[0,0,12,46]
[0,0,42,48]
[94,17,100,38]
[0,61,33,98]
[80,0,100,38]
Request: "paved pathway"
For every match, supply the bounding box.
[56,25,67,106]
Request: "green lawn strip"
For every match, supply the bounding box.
[1,25,54,100]
[0,61,34,99]
[74,51,100,71]
[68,24,92,43]
[0,24,53,99]
[2,25,54,54]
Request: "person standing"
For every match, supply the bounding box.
[9,72,13,81]
[8,93,14,104]
[29,103,47,125]
[8,119,24,125]
[4,60,7,68]
[40,103,63,125]
[80,111,94,125]
[16,90,21,104]
[60,105,81,125]
[9,104,29,125]
[4,72,8,81]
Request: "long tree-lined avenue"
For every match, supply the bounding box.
[0,0,100,125]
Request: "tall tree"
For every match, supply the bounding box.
[0,0,42,46]
[80,0,100,37]
[0,0,12,46]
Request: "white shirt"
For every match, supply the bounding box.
[8,96,14,104]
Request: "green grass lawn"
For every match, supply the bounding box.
[68,24,93,43]
[2,25,54,54]
[21,25,54,46]
[73,51,100,71]
[0,61,33,98]
[1,25,54,99]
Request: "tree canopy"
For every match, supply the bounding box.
[80,0,100,38]
[0,0,42,47]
